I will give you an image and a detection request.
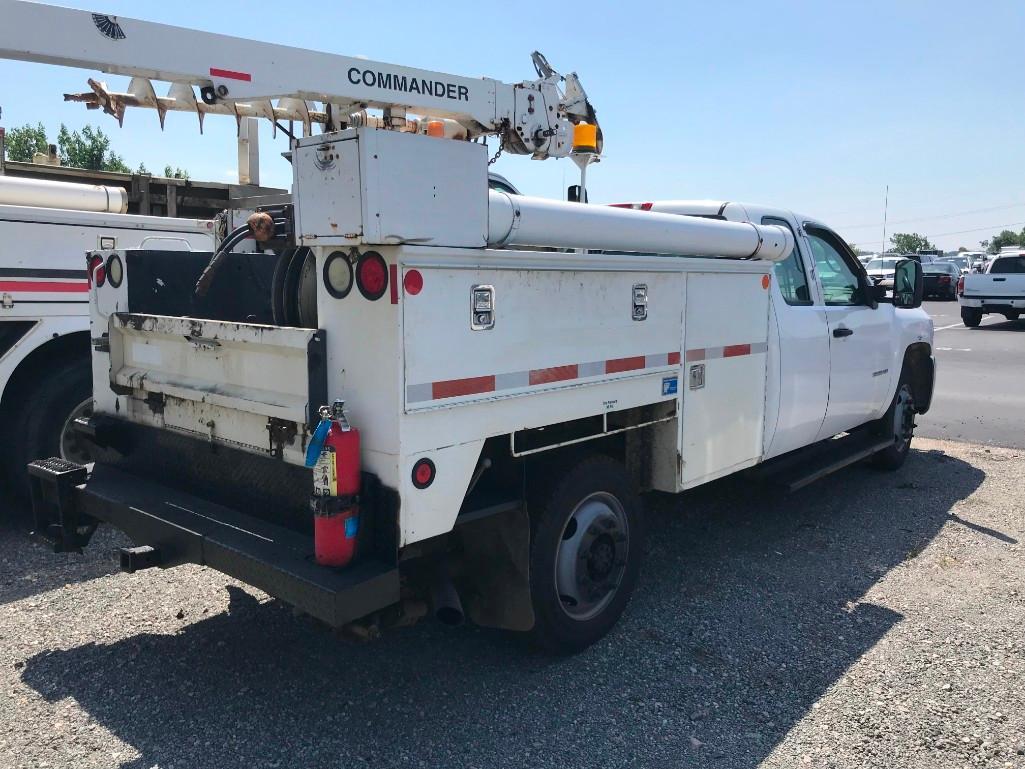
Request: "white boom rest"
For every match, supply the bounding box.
[487,191,793,260]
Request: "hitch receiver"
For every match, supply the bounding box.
[120,545,161,573]
[27,457,96,553]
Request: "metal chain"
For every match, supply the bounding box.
[487,144,503,166]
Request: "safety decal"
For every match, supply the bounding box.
[684,341,768,362]
[406,351,682,404]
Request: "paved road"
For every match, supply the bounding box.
[916,299,1025,449]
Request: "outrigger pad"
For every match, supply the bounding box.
[27,457,96,553]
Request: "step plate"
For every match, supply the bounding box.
[763,432,894,494]
[78,464,399,627]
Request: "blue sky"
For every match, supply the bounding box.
[1,0,1022,251]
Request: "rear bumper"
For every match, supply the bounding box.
[28,458,400,628]
[960,297,1025,310]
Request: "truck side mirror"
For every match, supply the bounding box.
[893,259,924,309]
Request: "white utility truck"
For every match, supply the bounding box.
[6,3,934,652]
[958,247,1025,326]
[0,173,216,495]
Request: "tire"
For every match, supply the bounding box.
[7,358,92,500]
[1004,312,1020,321]
[961,307,982,328]
[871,379,916,471]
[527,454,644,654]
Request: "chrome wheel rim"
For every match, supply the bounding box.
[892,385,915,452]
[59,398,93,465]
[554,492,629,622]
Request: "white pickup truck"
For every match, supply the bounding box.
[30,148,935,653]
[958,249,1025,327]
[12,6,934,653]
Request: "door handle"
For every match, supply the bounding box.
[833,326,854,338]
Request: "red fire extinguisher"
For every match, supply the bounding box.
[308,400,361,567]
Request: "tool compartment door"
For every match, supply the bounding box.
[106,313,324,464]
[680,271,770,488]
[401,266,684,412]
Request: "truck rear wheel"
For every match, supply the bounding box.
[871,381,915,471]
[8,359,92,500]
[961,307,983,327]
[527,454,644,653]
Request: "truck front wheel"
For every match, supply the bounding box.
[871,381,916,471]
[961,307,983,327]
[527,454,644,653]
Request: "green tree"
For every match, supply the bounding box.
[889,232,934,254]
[3,122,50,162]
[163,165,189,180]
[6,121,190,178]
[983,229,1024,254]
[57,124,131,173]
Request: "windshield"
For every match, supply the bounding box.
[924,264,955,274]
[866,258,901,270]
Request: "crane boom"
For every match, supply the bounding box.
[0,0,598,158]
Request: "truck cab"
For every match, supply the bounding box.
[638,201,935,458]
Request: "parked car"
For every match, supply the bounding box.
[865,256,903,286]
[922,261,960,299]
[940,255,971,275]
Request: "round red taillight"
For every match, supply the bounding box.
[355,251,388,301]
[88,254,105,287]
[403,269,423,296]
[411,458,436,489]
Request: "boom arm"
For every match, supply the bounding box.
[0,0,599,158]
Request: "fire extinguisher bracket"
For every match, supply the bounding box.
[310,495,359,515]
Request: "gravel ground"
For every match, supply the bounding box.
[0,437,1022,769]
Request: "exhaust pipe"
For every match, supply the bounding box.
[430,562,464,626]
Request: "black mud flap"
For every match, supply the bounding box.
[452,502,534,632]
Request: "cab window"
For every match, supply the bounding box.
[990,256,1025,274]
[762,216,811,305]
[805,226,864,306]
